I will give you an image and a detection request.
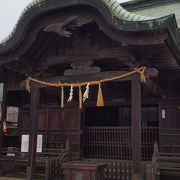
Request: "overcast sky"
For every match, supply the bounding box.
[0,0,131,41]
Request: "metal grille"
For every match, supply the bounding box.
[142,127,159,160]
[85,126,158,160]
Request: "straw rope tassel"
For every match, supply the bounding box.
[61,86,64,108]
[79,85,82,109]
[97,83,104,107]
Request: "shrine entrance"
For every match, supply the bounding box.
[83,105,159,161]
[85,106,130,127]
[1,0,178,178]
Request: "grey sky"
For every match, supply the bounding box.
[0,0,131,41]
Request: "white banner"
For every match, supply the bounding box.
[36,134,43,153]
[21,134,29,153]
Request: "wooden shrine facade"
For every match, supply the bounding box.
[0,0,180,179]
[18,107,159,160]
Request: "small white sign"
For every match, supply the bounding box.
[6,106,19,123]
[21,134,43,153]
[36,134,43,153]
[162,109,166,119]
[0,83,4,102]
[21,134,29,152]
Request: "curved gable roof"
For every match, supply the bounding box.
[0,0,154,45]
[0,0,179,58]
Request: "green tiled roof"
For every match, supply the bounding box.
[102,0,153,21]
[0,0,154,45]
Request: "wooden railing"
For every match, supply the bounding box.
[142,127,159,160]
[152,152,180,180]
[159,128,180,153]
[0,148,69,180]
[85,126,159,160]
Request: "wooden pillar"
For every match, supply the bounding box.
[0,82,7,156]
[26,82,39,180]
[131,75,142,180]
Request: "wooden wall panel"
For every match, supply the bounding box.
[159,100,180,153]
[48,110,62,129]
[37,110,47,130]
[64,109,80,129]
[64,109,81,159]
[18,111,29,129]
[64,133,80,142]
[18,107,81,159]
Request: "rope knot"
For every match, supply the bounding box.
[25,76,31,92]
[136,67,146,83]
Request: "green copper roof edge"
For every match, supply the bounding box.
[102,0,154,21]
[0,0,154,46]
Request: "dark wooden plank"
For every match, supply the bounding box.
[131,75,142,179]
[41,47,134,67]
[0,81,7,157]
[64,109,81,159]
[26,82,39,180]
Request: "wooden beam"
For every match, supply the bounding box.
[3,47,135,75]
[131,75,142,180]
[144,79,165,97]
[41,47,134,68]
[0,81,7,157]
[143,68,164,96]
[0,69,8,156]
[26,82,39,180]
